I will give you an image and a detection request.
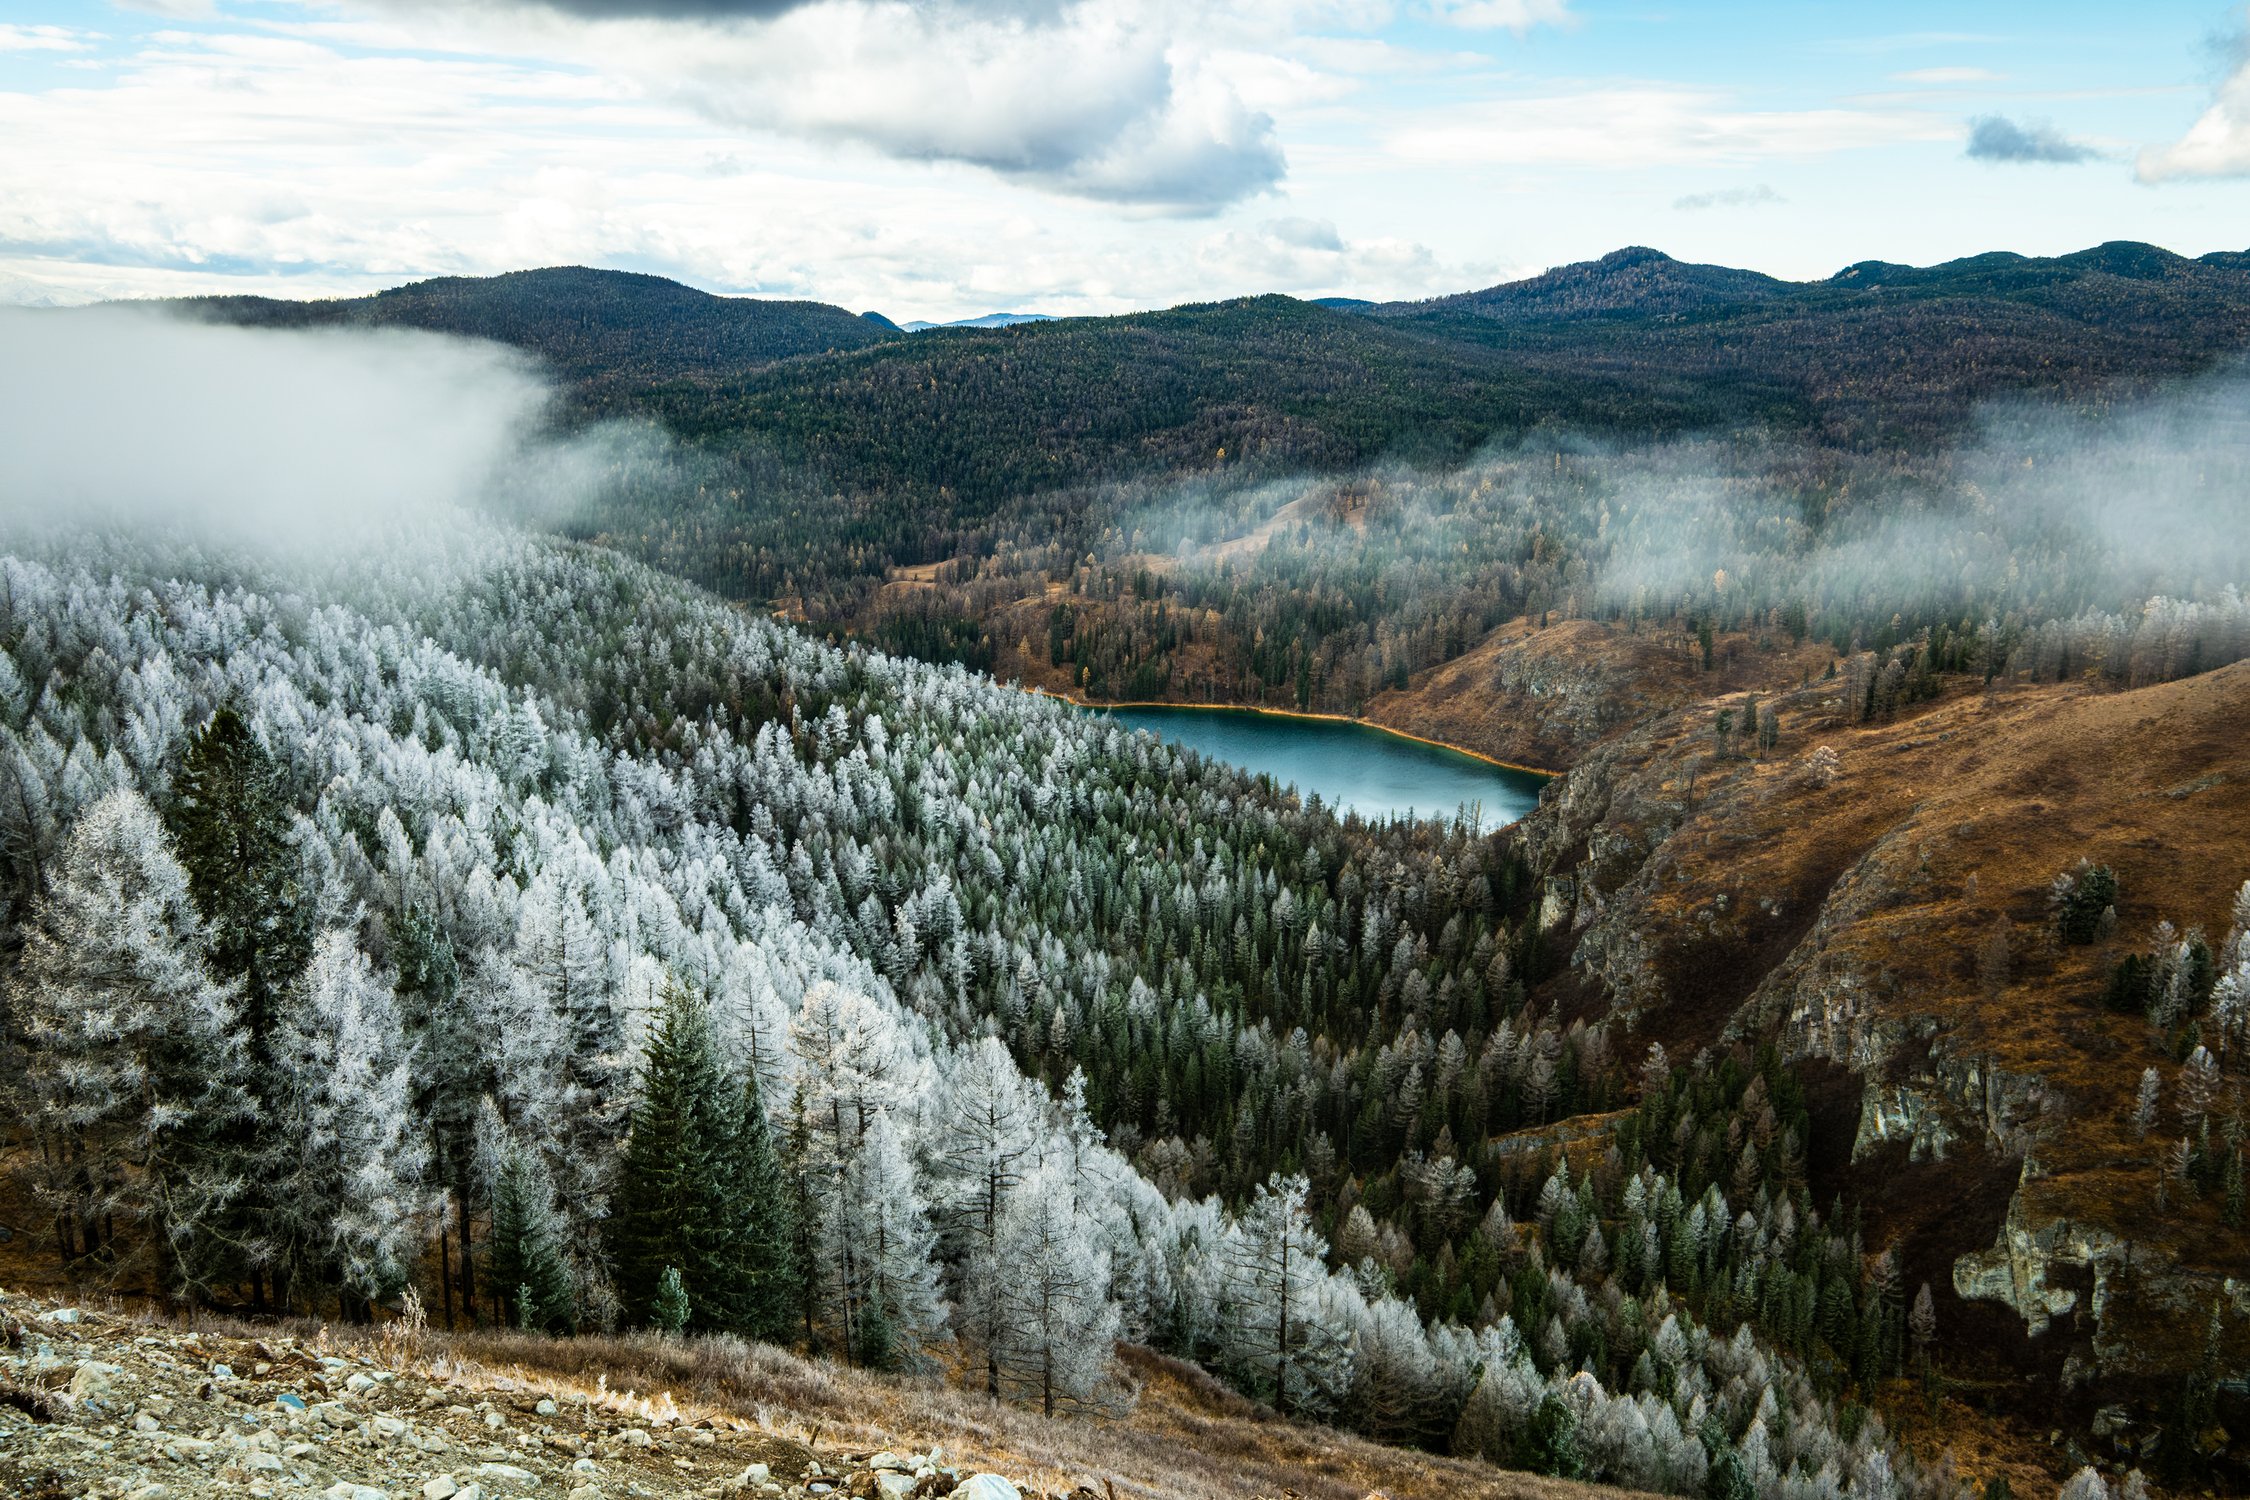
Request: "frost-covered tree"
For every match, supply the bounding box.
[268,928,431,1312]
[929,1035,1043,1395]
[11,787,256,1295]
[989,1156,1119,1414]
[835,1108,945,1368]
[1224,1173,1354,1417]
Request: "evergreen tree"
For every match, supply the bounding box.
[1519,1391,1585,1479]
[653,1265,691,1335]
[610,978,801,1338]
[165,707,311,1053]
[268,929,431,1314]
[488,1135,575,1333]
[608,978,735,1329]
[721,1068,801,1342]
[10,787,257,1296]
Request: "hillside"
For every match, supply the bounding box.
[1370,242,2250,449]
[1378,247,1790,323]
[0,1292,1640,1500]
[170,267,897,387]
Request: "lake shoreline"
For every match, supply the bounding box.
[1027,688,1562,779]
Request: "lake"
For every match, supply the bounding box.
[1101,705,1551,826]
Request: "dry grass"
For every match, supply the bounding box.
[407,1326,1650,1500]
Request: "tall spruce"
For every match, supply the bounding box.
[609,979,732,1328]
[722,1067,800,1341]
[487,1135,575,1334]
[609,977,798,1337]
[165,707,311,1052]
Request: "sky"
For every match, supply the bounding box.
[2,1,2249,322]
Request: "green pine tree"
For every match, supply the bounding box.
[716,1069,800,1342]
[652,1266,691,1336]
[1515,1392,1582,1479]
[488,1141,575,1334]
[165,707,312,1050]
[608,979,732,1329]
[609,978,797,1338]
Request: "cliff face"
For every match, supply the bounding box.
[1501,655,2250,1438]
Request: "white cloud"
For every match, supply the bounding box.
[0,24,97,52]
[1892,66,2003,85]
[1387,86,1946,167]
[1673,183,1784,211]
[2137,50,2250,181]
[1429,0,1575,34]
[325,1,1292,213]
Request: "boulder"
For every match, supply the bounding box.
[953,1477,1020,1500]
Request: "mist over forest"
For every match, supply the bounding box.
[2,260,2246,1500]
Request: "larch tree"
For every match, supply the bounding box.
[989,1154,1119,1415]
[836,1107,946,1370]
[929,1035,1043,1395]
[1224,1172,1354,1418]
[268,928,431,1315]
[11,786,257,1296]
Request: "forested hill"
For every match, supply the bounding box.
[167,266,899,386]
[165,243,2250,523]
[1365,241,2250,446]
[599,240,2250,505]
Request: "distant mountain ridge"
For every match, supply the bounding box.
[161,265,898,385]
[1375,244,1790,322]
[901,311,1057,332]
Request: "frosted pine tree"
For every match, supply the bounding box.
[989,1155,1119,1415]
[1223,1173,1354,1418]
[836,1107,946,1369]
[268,929,432,1312]
[10,787,256,1295]
[928,1036,1042,1395]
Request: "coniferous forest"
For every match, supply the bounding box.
[1,520,1930,1499]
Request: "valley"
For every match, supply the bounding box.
[7,235,2248,1500]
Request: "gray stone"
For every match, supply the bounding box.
[246,1450,286,1472]
[134,1411,162,1434]
[479,1462,539,1483]
[953,1476,1021,1500]
[535,1398,558,1417]
[874,1474,915,1499]
[425,1475,461,1500]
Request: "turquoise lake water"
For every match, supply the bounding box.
[1101,705,1550,826]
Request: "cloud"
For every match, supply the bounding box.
[0,308,572,550]
[1673,183,1783,211]
[347,0,1287,213]
[1389,87,1945,167]
[2137,38,2250,181]
[0,24,97,51]
[1428,0,1575,34]
[1965,114,2100,163]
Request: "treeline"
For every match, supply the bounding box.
[850,416,2250,715]
[0,524,1932,1500]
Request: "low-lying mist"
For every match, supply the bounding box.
[0,306,655,560]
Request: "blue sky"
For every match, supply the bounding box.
[2,0,2247,320]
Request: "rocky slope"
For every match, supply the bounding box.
[1501,650,2250,1459]
[0,1289,1637,1500]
